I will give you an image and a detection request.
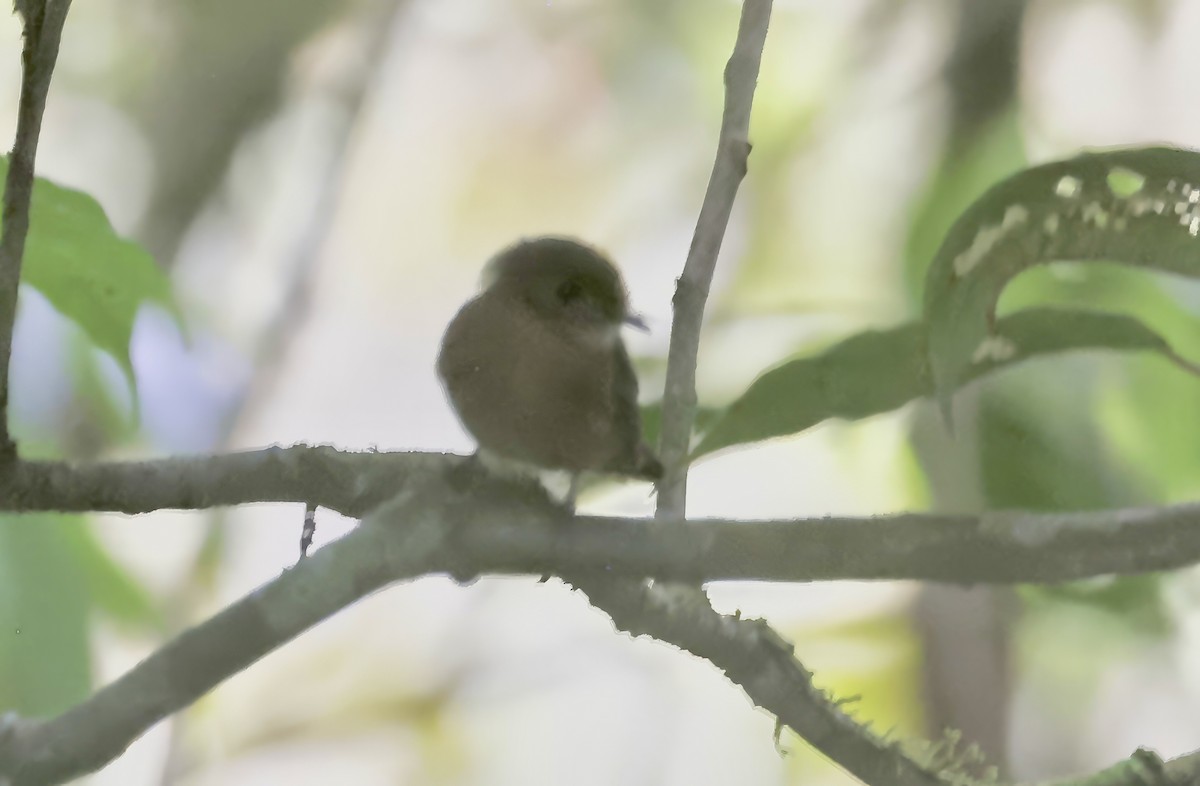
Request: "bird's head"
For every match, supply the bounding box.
[482,236,646,338]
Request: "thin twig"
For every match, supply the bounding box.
[299,500,317,557]
[626,3,943,782]
[0,0,73,456]
[655,0,770,516]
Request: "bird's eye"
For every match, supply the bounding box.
[557,280,583,303]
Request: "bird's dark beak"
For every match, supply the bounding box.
[624,312,649,331]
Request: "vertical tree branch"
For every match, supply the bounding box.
[583,1,932,782]
[655,0,770,517]
[0,0,73,457]
[610,4,941,783]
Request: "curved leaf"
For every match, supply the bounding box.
[3,158,182,400]
[691,308,1199,459]
[922,146,1200,420]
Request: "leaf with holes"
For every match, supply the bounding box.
[923,146,1200,422]
[8,158,181,400]
[689,308,1200,459]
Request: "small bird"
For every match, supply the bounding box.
[437,236,663,496]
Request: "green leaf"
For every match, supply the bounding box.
[3,157,182,401]
[691,308,1199,459]
[922,145,1200,421]
[0,515,91,716]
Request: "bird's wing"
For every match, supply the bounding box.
[610,340,662,480]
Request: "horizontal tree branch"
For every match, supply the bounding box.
[3,464,1197,785]
[2,447,1199,585]
[0,470,949,786]
[0,446,442,517]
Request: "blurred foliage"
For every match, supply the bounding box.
[6,157,181,403]
[1099,351,1200,501]
[0,515,92,716]
[979,361,1174,633]
[978,363,1148,512]
[0,513,162,716]
[1002,264,1200,501]
[1013,594,1156,734]
[132,0,348,263]
[64,328,141,455]
[1018,575,1169,638]
[0,140,176,721]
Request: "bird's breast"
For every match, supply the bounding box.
[437,295,621,471]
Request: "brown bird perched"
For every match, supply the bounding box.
[437,236,663,496]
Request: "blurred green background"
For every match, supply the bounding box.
[4,0,1200,783]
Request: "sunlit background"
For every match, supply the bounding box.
[3,0,1200,783]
